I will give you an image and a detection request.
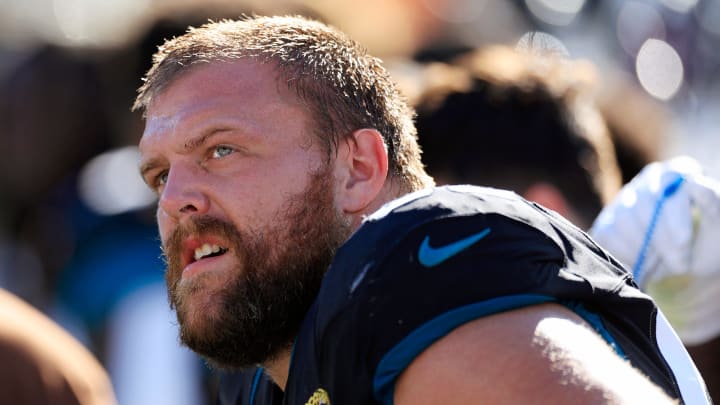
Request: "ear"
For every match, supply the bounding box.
[334,128,389,215]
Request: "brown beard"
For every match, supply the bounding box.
[162,164,351,369]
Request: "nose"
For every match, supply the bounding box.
[158,164,210,220]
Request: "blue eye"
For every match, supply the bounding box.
[151,171,168,193]
[212,145,234,159]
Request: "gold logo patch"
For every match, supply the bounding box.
[305,388,330,405]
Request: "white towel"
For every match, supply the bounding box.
[591,156,720,345]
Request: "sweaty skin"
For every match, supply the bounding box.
[395,303,676,404]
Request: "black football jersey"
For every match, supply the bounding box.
[222,186,710,405]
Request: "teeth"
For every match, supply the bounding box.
[193,243,222,261]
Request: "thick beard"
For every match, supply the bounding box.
[163,165,351,369]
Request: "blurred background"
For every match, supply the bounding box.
[1,0,718,404]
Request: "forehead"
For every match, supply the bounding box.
[139,59,308,147]
[144,59,306,130]
[156,58,289,106]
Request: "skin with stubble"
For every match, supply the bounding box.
[163,163,350,368]
[135,17,431,380]
[139,59,352,370]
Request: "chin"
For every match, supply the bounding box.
[184,306,225,339]
[175,273,231,328]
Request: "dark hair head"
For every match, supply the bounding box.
[414,46,621,226]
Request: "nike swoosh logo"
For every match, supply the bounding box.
[418,228,491,268]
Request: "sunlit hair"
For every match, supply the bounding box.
[133,15,433,193]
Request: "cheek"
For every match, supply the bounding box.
[217,178,301,220]
[223,195,277,232]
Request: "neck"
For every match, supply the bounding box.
[349,180,407,230]
[262,349,292,390]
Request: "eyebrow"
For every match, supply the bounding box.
[138,128,233,181]
[183,128,231,152]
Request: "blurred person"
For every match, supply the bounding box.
[0,45,112,308]
[596,72,670,184]
[0,46,110,219]
[591,155,720,401]
[411,45,623,230]
[0,288,116,404]
[0,39,209,404]
[58,208,206,405]
[134,15,707,404]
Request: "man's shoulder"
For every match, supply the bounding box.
[285,185,646,404]
[363,184,529,224]
[286,190,706,405]
[320,185,577,308]
[345,184,555,264]
[310,184,584,354]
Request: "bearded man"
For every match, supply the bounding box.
[136,15,708,405]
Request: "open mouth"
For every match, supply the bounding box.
[193,243,229,262]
